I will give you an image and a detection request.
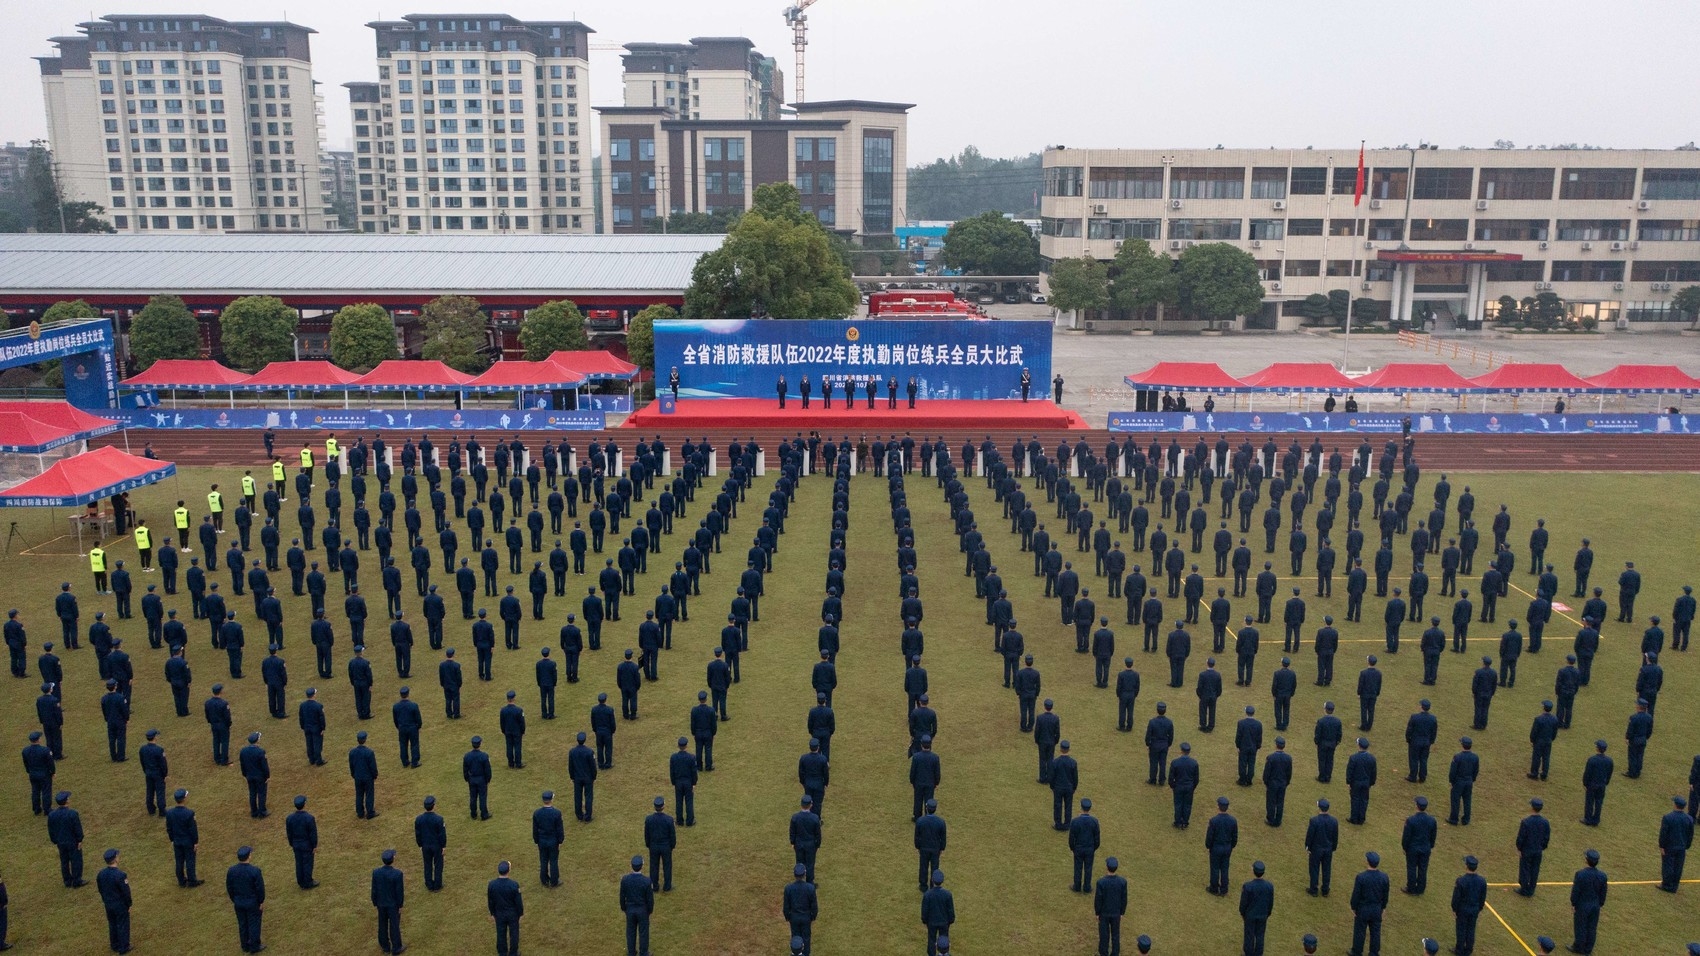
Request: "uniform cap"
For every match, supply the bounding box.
[1180,741,1191,752]
[1537,938,1556,951]
[1530,797,1544,809]
[932,870,945,883]
[1365,851,1380,865]
[1217,796,1229,807]
[1423,940,1439,955]
[631,856,645,869]
[1317,798,1330,809]
[104,849,119,862]
[1105,857,1118,870]
[1415,796,1429,808]
[497,861,510,874]
[654,796,666,807]
[247,732,260,743]
[382,849,396,863]
[1252,860,1265,875]
[471,736,482,745]
[794,863,807,877]
[1080,797,1092,810]
[174,788,188,800]
[1584,849,1600,863]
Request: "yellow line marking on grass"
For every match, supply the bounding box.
[1481,899,1540,956]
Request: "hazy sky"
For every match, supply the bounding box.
[9,0,1699,163]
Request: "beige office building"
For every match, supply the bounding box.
[1040,147,1700,329]
[38,14,329,233]
[353,14,594,234]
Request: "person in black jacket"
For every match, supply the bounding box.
[369,848,405,955]
[619,856,655,956]
[486,860,523,956]
[783,862,819,956]
[225,845,266,954]
[1094,857,1129,956]
[1349,851,1391,956]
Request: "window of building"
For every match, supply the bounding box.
[1040,218,1081,238]
[1550,260,1625,282]
[611,172,631,194]
[1638,219,1700,241]
[1169,168,1244,200]
[1369,219,1404,241]
[1555,219,1629,241]
[1478,167,1553,201]
[1559,168,1634,201]
[1168,219,1242,241]
[1289,167,1327,195]
[795,172,813,195]
[862,131,894,233]
[1408,218,1468,241]
[1250,167,1287,200]
[1642,168,1700,200]
[1045,166,1083,197]
[1630,261,1700,282]
[638,139,654,161]
[609,139,630,161]
[1485,261,1544,282]
[1087,219,1161,241]
[1474,219,1549,242]
[1286,218,1324,237]
[1089,168,1163,200]
[818,173,835,195]
[1331,166,1365,196]
[1326,260,1361,277]
[1412,167,1473,200]
[1284,260,1321,277]
[1248,219,1285,240]
[796,138,813,162]
[1327,218,1361,237]
[1369,168,1408,201]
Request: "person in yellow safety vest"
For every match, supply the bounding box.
[207,484,225,533]
[174,501,192,551]
[91,545,108,593]
[271,460,287,499]
[300,445,315,485]
[241,471,257,511]
[134,521,154,571]
[325,434,339,462]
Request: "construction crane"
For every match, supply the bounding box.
[782,0,821,104]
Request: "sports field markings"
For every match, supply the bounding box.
[1505,580,1585,630]
[1481,899,1540,956]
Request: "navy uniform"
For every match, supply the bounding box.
[165,789,201,886]
[1404,700,1437,782]
[1238,860,1274,956]
[1448,738,1479,825]
[568,732,597,820]
[1314,702,1343,782]
[783,863,819,956]
[1450,855,1487,955]
[463,736,493,820]
[1515,799,1550,895]
[1345,737,1376,825]
[1169,742,1200,828]
[791,795,823,883]
[1348,851,1390,956]
[1068,798,1100,892]
[138,728,168,815]
[1582,740,1613,825]
[1569,850,1608,954]
[1095,858,1129,956]
[225,846,266,954]
[96,848,132,954]
[619,856,656,956]
[644,796,677,891]
[414,796,446,891]
[370,849,405,954]
[349,731,379,818]
[1263,737,1292,826]
[487,861,524,956]
[1401,796,1438,893]
[1305,799,1338,895]
[238,732,269,817]
[921,870,955,956]
[1205,797,1239,895]
[47,791,86,886]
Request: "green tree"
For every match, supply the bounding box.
[1107,239,1177,320]
[37,299,102,387]
[128,294,199,370]
[682,183,858,319]
[1046,256,1109,315]
[419,294,490,373]
[624,304,675,373]
[518,300,589,360]
[1671,285,1700,330]
[327,303,398,372]
[1327,290,1352,327]
[1528,291,1568,329]
[907,147,1044,220]
[218,296,298,371]
[1351,298,1381,325]
[1300,293,1332,324]
[0,142,114,234]
[1175,243,1265,329]
[1494,295,1522,326]
[940,211,1040,276]
[645,208,740,234]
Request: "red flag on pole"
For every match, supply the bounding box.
[1353,142,1366,207]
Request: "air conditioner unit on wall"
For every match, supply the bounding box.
[1609,241,1624,251]
[1368,199,1383,209]
[1361,282,1372,291]
[1613,282,1625,290]
[1476,199,1490,211]
[1538,241,1549,250]
[1535,282,1552,291]
[1249,239,1262,249]
[1168,240,1185,251]
[1655,282,1673,291]
[1637,200,1651,211]
[1580,242,1593,251]
[1364,241,1375,250]
[1272,200,1287,211]
[1463,242,1475,250]
[1091,203,1107,214]
[1270,282,1282,292]
[1169,199,1184,210]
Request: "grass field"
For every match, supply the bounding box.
[1,457,1698,955]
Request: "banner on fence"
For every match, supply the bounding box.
[654,319,1052,401]
[1106,410,1696,435]
[108,407,607,431]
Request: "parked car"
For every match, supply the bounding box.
[1003,293,1020,304]
[977,294,996,304]
[1029,293,1048,304]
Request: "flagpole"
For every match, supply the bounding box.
[1342,141,1366,372]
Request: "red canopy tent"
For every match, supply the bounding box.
[119,359,248,389]
[1237,363,1360,391]
[464,359,588,392]
[0,401,123,443]
[1123,362,1246,392]
[1582,365,1700,393]
[240,361,362,390]
[1350,363,1480,392]
[120,359,249,407]
[548,351,640,381]
[1467,364,1594,392]
[0,446,177,554]
[351,361,474,390]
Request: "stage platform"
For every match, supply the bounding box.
[623,397,1089,431]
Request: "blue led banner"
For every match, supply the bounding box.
[105,407,607,431]
[654,319,1053,400]
[0,319,117,409]
[1106,410,1694,434]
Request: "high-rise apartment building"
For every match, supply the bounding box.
[319,149,355,228]
[353,14,594,234]
[37,14,329,233]
[619,37,785,121]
